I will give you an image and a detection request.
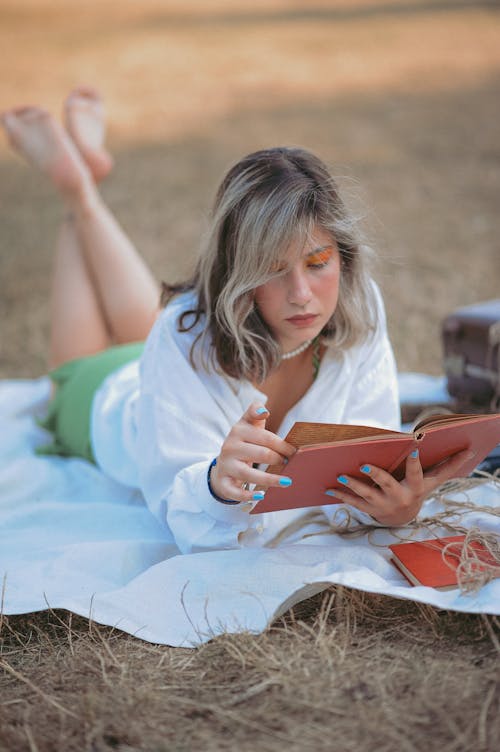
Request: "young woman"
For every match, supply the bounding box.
[1,89,471,554]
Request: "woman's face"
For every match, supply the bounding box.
[254,225,341,354]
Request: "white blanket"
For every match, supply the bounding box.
[1,377,499,647]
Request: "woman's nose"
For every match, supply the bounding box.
[287,267,312,306]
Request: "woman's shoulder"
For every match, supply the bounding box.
[151,291,203,343]
[369,278,387,320]
[358,276,388,342]
[141,290,207,374]
[158,290,199,325]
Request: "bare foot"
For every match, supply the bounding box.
[1,106,92,199]
[64,86,113,182]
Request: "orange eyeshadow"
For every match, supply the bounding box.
[306,247,333,267]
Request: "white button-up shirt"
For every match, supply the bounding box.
[91,284,400,554]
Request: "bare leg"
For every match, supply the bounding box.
[70,193,161,345]
[62,90,160,343]
[49,216,111,367]
[1,106,160,366]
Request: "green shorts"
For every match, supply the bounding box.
[37,342,145,463]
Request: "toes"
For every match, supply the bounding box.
[13,106,45,116]
[68,85,102,101]
[64,90,104,131]
[65,86,103,112]
[0,109,36,139]
[2,106,50,125]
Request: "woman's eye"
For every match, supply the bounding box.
[306,248,333,269]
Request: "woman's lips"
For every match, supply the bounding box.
[285,314,319,327]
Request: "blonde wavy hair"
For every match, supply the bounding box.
[162,146,377,382]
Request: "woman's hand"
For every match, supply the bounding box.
[325,447,475,526]
[209,402,296,504]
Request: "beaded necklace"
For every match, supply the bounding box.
[280,336,322,381]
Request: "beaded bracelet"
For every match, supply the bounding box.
[207,457,241,505]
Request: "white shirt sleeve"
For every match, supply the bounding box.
[134,305,254,554]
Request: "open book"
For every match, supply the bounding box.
[250,412,500,515]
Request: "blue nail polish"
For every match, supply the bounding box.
[337,475,349,485]
[410,449,419,459]
[252,491,265,501]
[360,464,371,474]
[324,489,336,497]
[279,477,292,487]
[256,407,268,415]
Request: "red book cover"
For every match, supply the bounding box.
[389,535,498,589]
[252,435,414,514]
[251,413,500,515]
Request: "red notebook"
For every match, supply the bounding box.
[389,534,499,589]
[250,412,500,514]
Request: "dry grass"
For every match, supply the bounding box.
[1,594,499,752]
[1,1,500,750]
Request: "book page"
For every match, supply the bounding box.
[285,421,403,448]
[413,413,481,432]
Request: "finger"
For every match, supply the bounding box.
[324,486,375,515]
[333,474,383,504]
[403,449,424,492]
[227,441,290,468]
[223,459,293,491]
[236,422,296,459]
[209,458,252,504]
[220,479,261,503]
[424,447,475,484]
[357,463,403,494]
[242,401,270,429]
[211,461,267,505]
[214,477,261,505]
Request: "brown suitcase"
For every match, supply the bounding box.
[442,299,500,412]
